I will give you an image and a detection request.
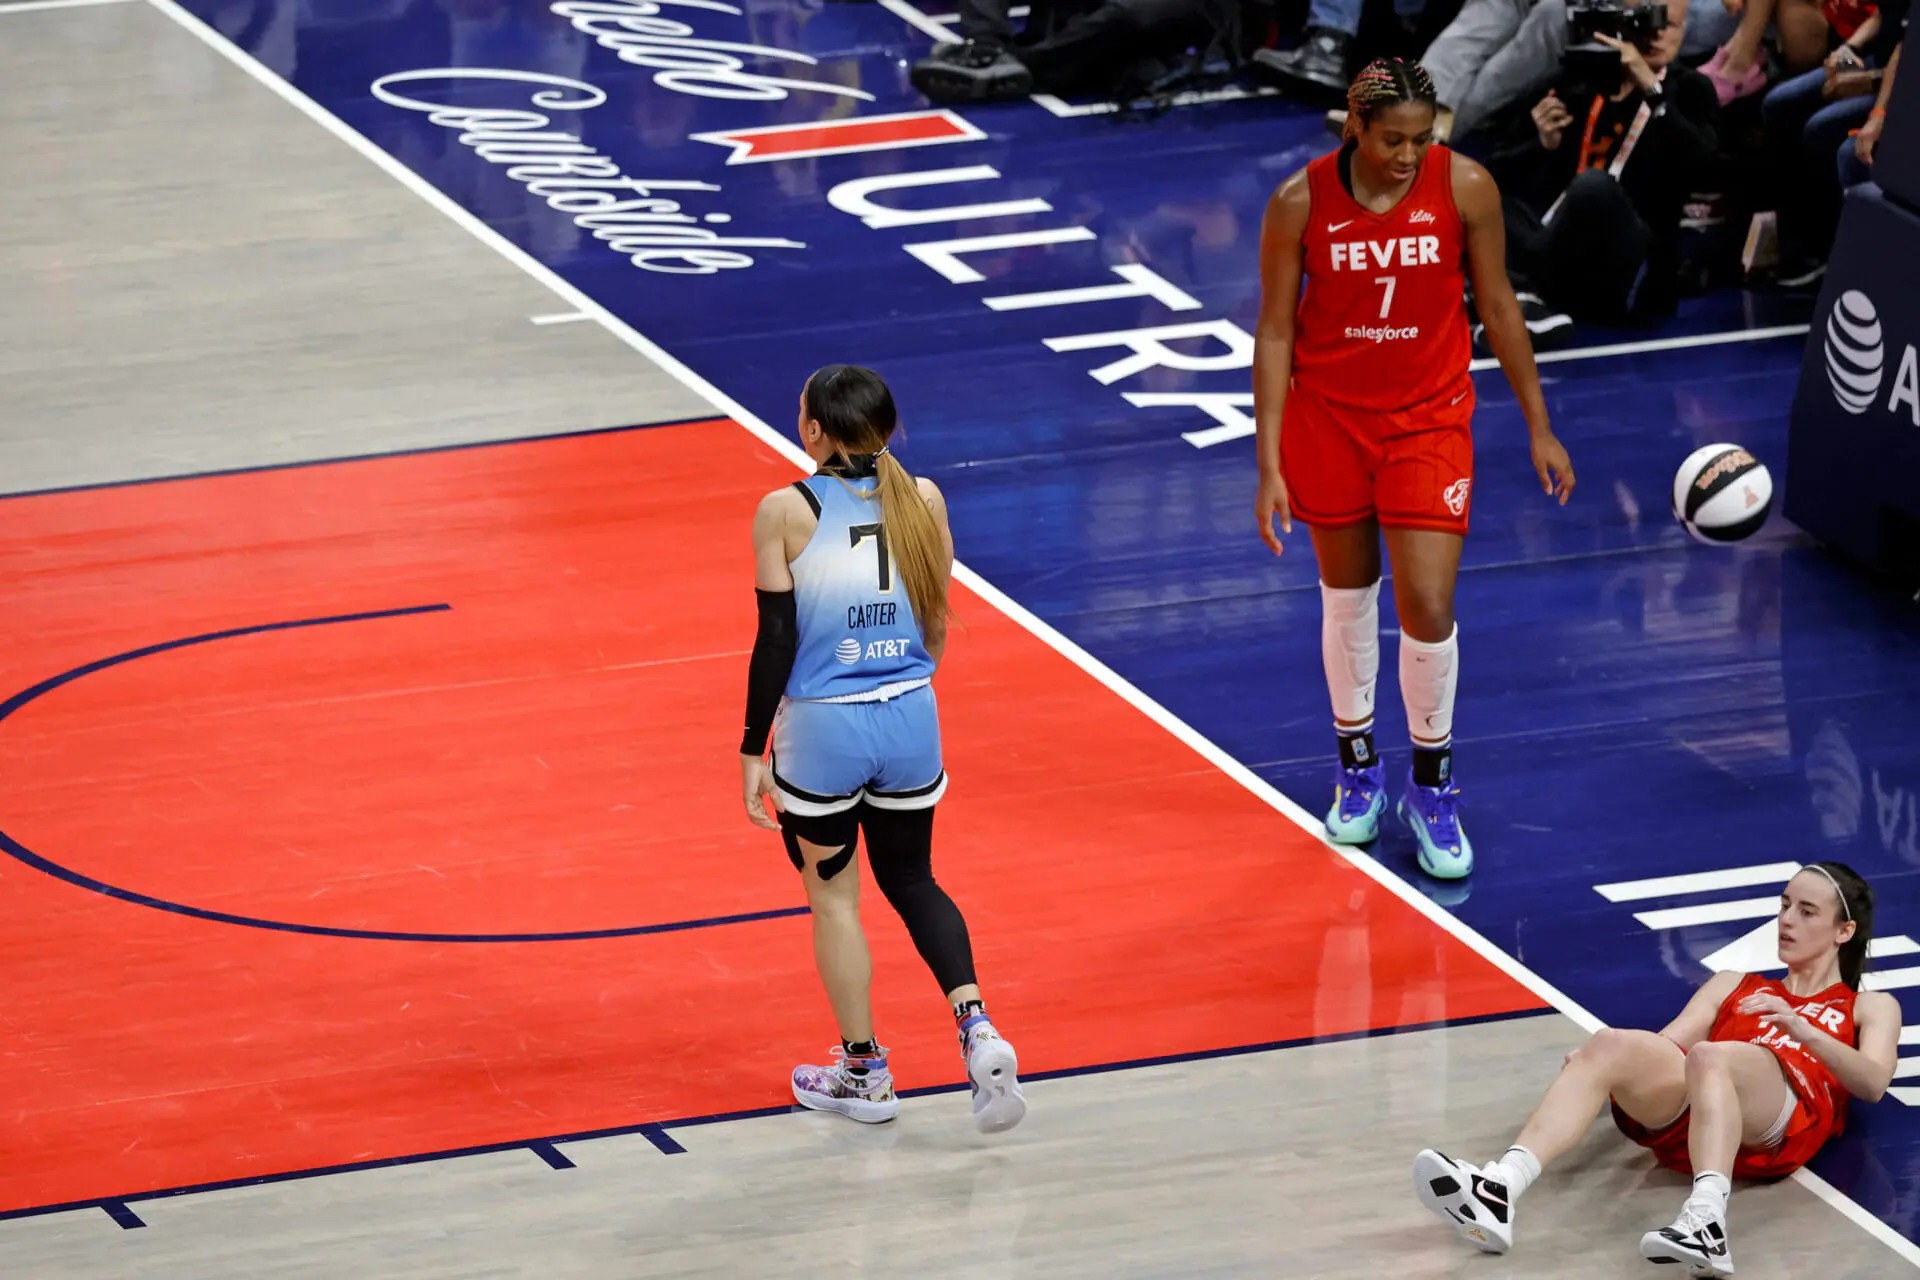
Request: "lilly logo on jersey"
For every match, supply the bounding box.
[1408,210,1437,224]
[1824,288,1920,424]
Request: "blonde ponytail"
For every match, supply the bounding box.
[872,451,950,633]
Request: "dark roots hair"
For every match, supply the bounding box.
[1345,58,1439,135]
[802,365,949,633]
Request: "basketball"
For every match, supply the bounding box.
[1672,444,1774,544]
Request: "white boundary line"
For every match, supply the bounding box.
[1030,84,1281,120]
[529,311,591,326]
[0,0,137,14]
[137,0,1920,1266]
[1467,324,1813,373]
[876,0,957,43]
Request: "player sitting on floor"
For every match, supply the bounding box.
[1413,861,1896,1275]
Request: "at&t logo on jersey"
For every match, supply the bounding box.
[835,636,912,664]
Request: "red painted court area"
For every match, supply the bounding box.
[0,420,1543,1214]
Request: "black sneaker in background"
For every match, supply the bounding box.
[910,40,1034,103]
[1774,258,1828,291]
[1472,292,1574,355]
[1249,27,1352,94]
[1516,292,1574,347]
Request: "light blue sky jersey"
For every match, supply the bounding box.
[786,474,936,702]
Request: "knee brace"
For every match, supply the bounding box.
[778,806,859,880]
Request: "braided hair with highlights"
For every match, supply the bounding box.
[1344,58,1439,139]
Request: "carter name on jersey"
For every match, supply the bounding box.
[847,602,899,628]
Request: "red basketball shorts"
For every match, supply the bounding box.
[1278,376,1476,536]
[1610,1091,1835,1180]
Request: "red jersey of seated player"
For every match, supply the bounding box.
[1281,142,1478,536]
[1612,973,1859,1179]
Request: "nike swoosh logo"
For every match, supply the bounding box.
[1450,389,1468,405]
[1328,220,1354,232]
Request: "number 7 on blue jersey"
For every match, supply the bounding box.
[850,522,893,592]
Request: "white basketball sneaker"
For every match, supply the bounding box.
[1641,1201,1735,1275]
[960,1016,1026,1134]
[1414,1149,1514,1254]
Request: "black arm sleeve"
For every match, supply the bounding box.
[741,588,799,756]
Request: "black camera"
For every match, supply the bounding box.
[1566,0,1669,44]
[1560,0,1668,99]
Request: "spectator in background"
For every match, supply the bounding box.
[1848,32,1904,179]
[1417,0,1738,140]
[1487,0,1719,324]
[1698,0,1869,103]
[1761,0,1903,284]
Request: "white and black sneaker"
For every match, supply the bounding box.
[1515,292,1574,345]
[1413,1149,1513,1254]
[1640,1202,1734,1275]
[1469,292,1573,356]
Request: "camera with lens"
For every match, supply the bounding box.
[1566,0,1668,45]
[1561,0,1668,100]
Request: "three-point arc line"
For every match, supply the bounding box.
[0,604,808,943]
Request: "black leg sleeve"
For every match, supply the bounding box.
[861,805,979,995]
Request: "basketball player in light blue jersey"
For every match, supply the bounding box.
[738,365,1025,1134]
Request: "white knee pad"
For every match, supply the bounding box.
[1320,581,1381,730]
[1400,626,1459,747]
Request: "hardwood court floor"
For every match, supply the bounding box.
[0,1017,1898,1278]
[0,0,707,492]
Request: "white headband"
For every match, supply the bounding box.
[1804,864,1852,921]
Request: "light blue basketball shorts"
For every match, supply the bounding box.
[770,683,948,817]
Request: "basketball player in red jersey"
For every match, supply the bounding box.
[1415,863,1898,1274]
[1253,58,1576,880]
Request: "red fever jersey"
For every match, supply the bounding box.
[1613,973,1859,1179]
[1278,143,1477,535]
[1292,143,1472,411]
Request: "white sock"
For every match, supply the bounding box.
[1320,581,1380,731]
[1689,1171,1731,1221]
[1399,625,1459,748]
[1486,1144,1541,1200]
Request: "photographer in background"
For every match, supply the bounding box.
[1419,0,1737,139]
[1486,0,1719,323]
